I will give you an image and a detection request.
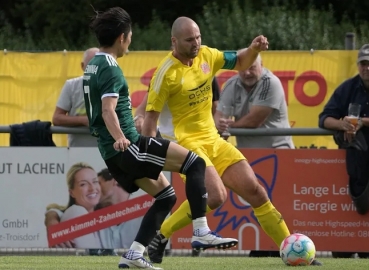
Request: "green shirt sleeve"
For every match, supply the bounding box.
[222,51,237,70]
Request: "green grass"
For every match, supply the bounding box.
[0,256,368,270]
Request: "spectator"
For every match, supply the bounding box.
[319,44,369,259]
[214,54,294,149]
[51,47,104,255]
[319,44,369,209]
[52,47,99,147]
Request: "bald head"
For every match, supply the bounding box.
[81,47,99,71]
[171,17,201,62]
[171,17,199,38]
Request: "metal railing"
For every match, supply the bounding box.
[0,126,335,136]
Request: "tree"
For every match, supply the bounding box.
[0,0,368,50]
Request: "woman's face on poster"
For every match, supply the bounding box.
[70,168,101,212]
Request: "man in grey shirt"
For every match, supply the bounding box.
[52,47,99,147]
[214,54,294,149]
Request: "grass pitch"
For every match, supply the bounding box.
[0,256,368,270]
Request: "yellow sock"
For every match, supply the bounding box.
[253,200,290,246]
[160,200,212,239]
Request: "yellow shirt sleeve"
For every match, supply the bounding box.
[202,46,225,75]
[146,68,170,112]
[202,46,237,73]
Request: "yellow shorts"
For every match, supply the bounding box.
[181,137,246,179]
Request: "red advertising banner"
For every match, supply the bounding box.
[171,149,369,252]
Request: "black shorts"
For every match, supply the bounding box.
[104,135,170,193]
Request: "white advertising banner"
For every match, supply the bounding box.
[0,147,171,248]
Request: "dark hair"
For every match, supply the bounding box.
[90,7,132,47]
[98,168,113,181]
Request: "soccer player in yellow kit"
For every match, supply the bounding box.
[142,17,321,266]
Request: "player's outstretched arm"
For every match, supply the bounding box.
[233,35,269,71]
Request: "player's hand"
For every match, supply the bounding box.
[250,35,269,52]
[114,137,131,152]
[134,116,145,134]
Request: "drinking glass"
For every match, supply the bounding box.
[347,103,361,134]
[221,106,234,137]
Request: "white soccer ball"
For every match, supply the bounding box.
[279,233,316,266]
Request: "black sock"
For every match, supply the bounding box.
[180,151,207,220]
[134,185,176,246]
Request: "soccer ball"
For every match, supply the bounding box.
[279,233,316,266]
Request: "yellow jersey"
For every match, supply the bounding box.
[147,46,236,148]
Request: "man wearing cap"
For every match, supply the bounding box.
[319,44,369,258]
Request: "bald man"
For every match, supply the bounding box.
[142,17,322,266]
[52,47,99,147]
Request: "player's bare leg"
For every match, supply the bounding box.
[201,167,228,208]
[163,142,237,249]
[148,143,237,264]
[221,160,322,266]
[221,160,269,207]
